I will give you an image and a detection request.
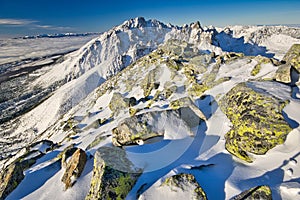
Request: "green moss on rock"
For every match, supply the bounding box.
[85,147,142,200]
[283,44,300,73]
[251,64,261,76]
[275,64,291,83]
[163,174,207,200]
[109,92,128,116]
[220,82,292,162]
[232,185,272,200]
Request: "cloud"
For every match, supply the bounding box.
[0,18,74,32]
[0,18,37,25]
[35,24,73,31]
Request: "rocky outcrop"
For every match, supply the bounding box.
[61,148,87,190]
[56,144,78,168]
[85,146,142,200]
[0,146,47,200]
[163,174,207,200]
[275,44,300,84]
[0,163,24,200]
[275,64,291,83]
[232,185,272,200]
[283,44,300,73]
[220,82,292,162]
[112,106,205,146]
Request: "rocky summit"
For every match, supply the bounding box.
[0,17,300,200]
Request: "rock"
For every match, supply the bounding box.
[232,185,272,200]
[109,92,128,116]
[283,44,300,73]
[163,174,207,200]
[275,64,291,83]
[138,173,206,200]
[61,148,87,190]
[220,82,292,162]
[85,146,142,200]
[112,106,205,146]
[56,144,78,168]
[0,147,46,200]
[0,163,24,200]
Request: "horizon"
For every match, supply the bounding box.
[1,0,300,38]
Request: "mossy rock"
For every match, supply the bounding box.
[251,64,261,76]
[232,185,272,200]
[86,134,110,150]
[188,83,209,97]
[109,92,128,116]
[140,67,162,98]
[0,163,25,200]
[163,174,207,200]
[85,146,142,200]
[283,44,300,73]
[220,82,292,162]
[275,64,291,83]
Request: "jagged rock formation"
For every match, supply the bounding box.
[61,148,87,190]
[85,146,142,200]
[220,82,292,162]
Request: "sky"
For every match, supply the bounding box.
[0,0,300,37]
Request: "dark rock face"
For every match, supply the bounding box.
[0,163,24,200]
[232,185,272,200]
[61,148,87,190]
[0,142,50,200]
[220,82,292,162]
[163,174,207,200]
[85,146,142,200]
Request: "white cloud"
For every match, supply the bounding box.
[35,24,73,31]
[0,18,74,31]
[0,18,37,25]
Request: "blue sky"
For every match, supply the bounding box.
[0,0,299,37]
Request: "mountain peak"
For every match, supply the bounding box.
[120,17,171,29]
[190,21,203,30]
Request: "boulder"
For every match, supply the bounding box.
[112,106,205,146]
[138,173,206,200]
[275,64,291,83]
[0,147,47,199]
[163,174,207,200]
[109,92,128,116]
[283,44,300,73]
[85,146,142,200]
[232,185,272,200]
[0,163,24,200]
[220,82,292,162]
[61,148,87,190]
